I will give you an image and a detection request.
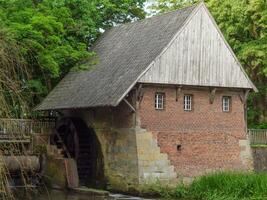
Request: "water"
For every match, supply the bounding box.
[15,190,156,200]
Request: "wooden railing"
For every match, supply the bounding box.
[0,118,56,136]
[248,129,267,145]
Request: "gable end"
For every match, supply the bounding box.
[138,3,257,92]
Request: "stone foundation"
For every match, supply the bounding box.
[239,139,254,170]
[94,127,139,191]
[136,128,177,183]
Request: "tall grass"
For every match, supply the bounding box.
[168,172,267,200]
[0,27,31,199]
[0,155,14,199]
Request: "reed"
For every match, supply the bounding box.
[0,154,14,199]
[0,28,34,199]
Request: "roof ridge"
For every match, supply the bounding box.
[89,3,198,51]
[90,3,198,51]
[114,3,199,28]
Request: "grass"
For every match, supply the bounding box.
[251,144,267,148]
[141,172,267,200]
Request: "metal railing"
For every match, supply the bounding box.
[248,129,267,145]
[0,118,56,136]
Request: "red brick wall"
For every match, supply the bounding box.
[138,85,248,178]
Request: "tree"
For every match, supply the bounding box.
[150,0,267,128]
[0,0,146,111]
[0,29,29,117]
[149,0,198,14]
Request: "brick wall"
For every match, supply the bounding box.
[138,85,253,179]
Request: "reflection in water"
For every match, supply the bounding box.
[37,191,99,200]
[15,190,109,200]
[15,190,156,200]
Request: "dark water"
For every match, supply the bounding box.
[15,190,155,200]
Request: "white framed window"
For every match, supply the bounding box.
[184,95,192,111]
[155,93,165,110]
[222,96,231,112]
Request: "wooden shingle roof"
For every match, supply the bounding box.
[36,3,256,111]
[36,5,197,110]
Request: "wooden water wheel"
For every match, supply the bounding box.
[53,117,79,159]
[52,117,106,188]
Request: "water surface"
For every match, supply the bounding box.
[16,190,156,200]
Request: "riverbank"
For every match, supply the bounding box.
[10,171,267,200]
[143,172,267,200]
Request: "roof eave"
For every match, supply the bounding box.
[34,102,118,112]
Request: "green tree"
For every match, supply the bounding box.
[149,0,197,14]
[150,0,267,128]
[0,29,29,117]
[0,0,145,111]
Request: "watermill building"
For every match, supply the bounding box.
[36,3,257,191]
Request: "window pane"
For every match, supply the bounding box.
[155,93,164,110]
[222,96,230,112]
[184,95,192,111]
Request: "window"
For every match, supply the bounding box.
[222,96,231,112]
[184,95,192,111]
[155,93,165,110]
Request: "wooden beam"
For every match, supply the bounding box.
[123,98,136,112]
[136,84,143,101]
[239,90,250,104]
[55,131,71,158]
[209,88,217,104]
[0,139,31,143]
[176,86,182,101]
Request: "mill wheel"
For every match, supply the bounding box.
[52,117,105,188]
[54,117,79,159]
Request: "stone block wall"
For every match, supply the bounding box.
[138,86,253,180]
[95,127,139,191]
[136,127,177,183]
[62,94,140,191]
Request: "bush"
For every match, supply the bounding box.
[168,172,267,200]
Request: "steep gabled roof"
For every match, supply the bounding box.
[36,4,197,110]
[36,3,256,111]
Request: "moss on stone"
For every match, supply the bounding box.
[106,173,138,193]
[43,157,66,189]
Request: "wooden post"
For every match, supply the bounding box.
[209,88,217,104]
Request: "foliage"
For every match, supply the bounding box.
[150,0,267,128]
[248,85,267,128]
[149,0,198,14]
[147,172,267,200]
[0,156,14,199]
[0,0,145,113]
[251,144,267,148]
[0,29,29,117]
